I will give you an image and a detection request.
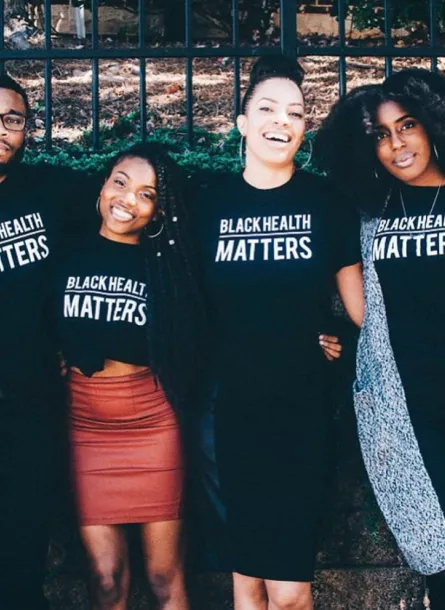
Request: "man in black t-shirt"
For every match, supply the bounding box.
[0,74,97,610]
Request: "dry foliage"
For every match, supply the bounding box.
[6,53,445,146]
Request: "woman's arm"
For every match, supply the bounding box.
[336,262,364,328]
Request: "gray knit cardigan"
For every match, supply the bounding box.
[354,214,445,575]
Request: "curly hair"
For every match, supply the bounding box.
[104,143,207,413]
[314,84,386,216]
[315,69,445,216]
[241,55,305,114]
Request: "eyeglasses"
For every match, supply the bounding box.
[0,113,26,132]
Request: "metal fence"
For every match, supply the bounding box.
[0,0,444,150]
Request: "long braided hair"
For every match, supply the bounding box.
[104,143,207,412]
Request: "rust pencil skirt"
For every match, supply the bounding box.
[68,369,184,526]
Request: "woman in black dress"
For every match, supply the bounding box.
[316,69,445,609]
[192,56,363,610]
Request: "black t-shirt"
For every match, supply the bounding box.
[0,163,98,398]
[192,171,360,400]
[374,185,445,378]
[55,234,149,376]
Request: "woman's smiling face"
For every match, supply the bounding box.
[99,156,158,244]
[375,100,440,186]
[237,77,306,169]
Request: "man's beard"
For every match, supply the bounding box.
[0,141,25,177]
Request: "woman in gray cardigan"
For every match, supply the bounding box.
[316,69,445,608]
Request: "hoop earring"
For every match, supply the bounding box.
[374,168,380,180]
[96,196,101,216]
[145,216,165,239]
[434,143,440,161]
[239,135,246,168]
[146,221,164,239]
[295,138,313,171]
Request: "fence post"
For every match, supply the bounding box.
[281,0,297,58]
[0,0,4,76]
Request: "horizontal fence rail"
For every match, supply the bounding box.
[0,0,443,151]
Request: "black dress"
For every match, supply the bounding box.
[192,171,360,581]
[374,185,445,513]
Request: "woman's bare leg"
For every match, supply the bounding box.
[266,580,313,610]
[141,519,188,610]
[233,573,268,610]
[80,524,130,610]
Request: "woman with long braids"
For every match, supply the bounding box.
[316,69,445,608]
[54,143,204,610]
[191,56,363,610]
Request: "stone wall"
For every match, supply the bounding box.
[51,5,164,37]
[50,5,386,40]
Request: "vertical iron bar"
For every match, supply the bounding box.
[384,0,393,77]
[338,0,346,96]
[0,0,4,75]
[281,0,297,58]
[91,0,98,48]
[0,0,4,52]
[139,0,146,47]
[92,59,99,151]
[44,0,52,150]
[139,0,147,140]
[185,0,193,145]
[44,0,51,50]
[429,0,438,72]
[91,0,99,150]
[44,60,52,151]
[140,60,147,141]
[233,0,240,120]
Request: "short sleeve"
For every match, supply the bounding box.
[37,163,101,234]
[184,171,231,249]
[328,189,362,273]
[184,170,221,225]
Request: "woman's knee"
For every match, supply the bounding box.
[90,557,127,605]
[234,575,267,605]
[148,566,182,604]
[268,586,312,610]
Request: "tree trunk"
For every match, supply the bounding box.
[162,0,186,42]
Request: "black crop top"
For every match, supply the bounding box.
[55,234,149,376]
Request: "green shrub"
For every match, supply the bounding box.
[24,120,317,176]
[331,0,445,34]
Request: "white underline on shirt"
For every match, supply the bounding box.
[376,227,445,237]
[65,289,146,302]
[0,229,46,246]
[219,230,312,239]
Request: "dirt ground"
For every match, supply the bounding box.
[6,47,445,147]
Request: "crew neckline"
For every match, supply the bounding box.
[239,170,298,194]
[97,232,142,248]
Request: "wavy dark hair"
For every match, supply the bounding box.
[241,55,305,114]
[104,143,206,413]
[315,69,445,216]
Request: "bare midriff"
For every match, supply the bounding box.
[71,359,149,378]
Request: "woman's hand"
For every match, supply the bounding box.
[58,353,68,377]
[319,334,342,361]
